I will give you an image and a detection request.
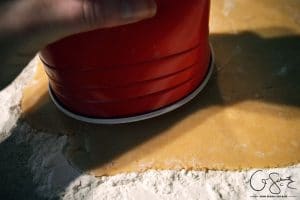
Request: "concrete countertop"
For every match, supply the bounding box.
[0,0,299,199]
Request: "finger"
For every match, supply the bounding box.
[48,0,157,36]
[82,0,157,29]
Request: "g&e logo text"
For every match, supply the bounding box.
[248,170,298,199]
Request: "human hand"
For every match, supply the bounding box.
[0,0,157,88]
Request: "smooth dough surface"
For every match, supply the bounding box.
[22,0,300,176]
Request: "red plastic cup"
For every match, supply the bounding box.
[40,0,213,124]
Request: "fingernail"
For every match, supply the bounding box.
[121,0,157,21]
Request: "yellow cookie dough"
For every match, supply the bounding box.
[22,0,300,176]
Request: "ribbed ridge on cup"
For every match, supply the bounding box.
[44,44,211,118]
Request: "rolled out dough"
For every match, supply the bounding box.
[21,0,300,176]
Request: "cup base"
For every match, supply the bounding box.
[48,48,215,124]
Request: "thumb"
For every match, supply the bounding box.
[47,0,157,38]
